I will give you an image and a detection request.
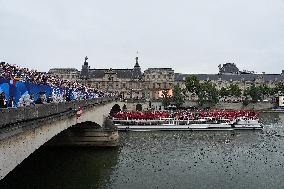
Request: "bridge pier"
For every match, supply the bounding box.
[46,122,119,147]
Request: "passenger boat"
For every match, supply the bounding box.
[112,117,262,131]
[111,110,263,131]
[233,117,261,129]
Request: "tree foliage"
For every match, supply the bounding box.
[219,87,229,97]
[244,85,262,103]
[244,84,276,103]
[228,84,242,97]
[185,75,200,94]
[185,75,219,105]
[197,81,219,106]
[161,90,171,107]
[274,83,284,94]
[172,85,184,108]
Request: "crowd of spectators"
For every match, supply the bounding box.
[113,110,259,121]
[0,61,112,108]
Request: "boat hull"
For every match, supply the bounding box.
[116,124,262,131]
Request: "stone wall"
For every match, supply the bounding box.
[215,102,273,110]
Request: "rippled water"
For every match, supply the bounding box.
[1,113,284,189]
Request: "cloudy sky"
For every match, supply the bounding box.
[0,0,284,74]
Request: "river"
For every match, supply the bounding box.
[1,113,284,189]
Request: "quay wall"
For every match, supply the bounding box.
[214,102,273,110]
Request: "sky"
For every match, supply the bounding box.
[0,0,284,74]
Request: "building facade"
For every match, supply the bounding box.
[48,58,284,101]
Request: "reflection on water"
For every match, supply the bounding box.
[1,113,284,189]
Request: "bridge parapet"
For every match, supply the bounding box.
[0,97,116,129]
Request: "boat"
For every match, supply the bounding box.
[111,110,263,131]
[233,117,262,130]
[112,117,262,131]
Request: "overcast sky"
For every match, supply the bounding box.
[1,0,284,74]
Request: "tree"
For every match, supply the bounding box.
[219,87,229,97]
[274,83,284,94]
[228,84,242,97]
[197,81,219,106]
[161,90,171,107]
[258,84,273,96]
[244,85,262,103]
[185,75,200,94]
[172,85,184,108]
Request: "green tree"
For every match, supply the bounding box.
[274,83,284,94]
[228,84,242,97]
[244,85,262,103]
[197,81,219,106]
[258,84,272,96]
[172,85,184,108]
[161,90,171,107]
[219,87,229,97]
[185,75,200,94]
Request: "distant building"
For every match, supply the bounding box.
[143,68,175,99]
[48,68,79,81]
[175,72,284,92]
[49,58,284,101]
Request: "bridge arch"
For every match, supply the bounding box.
[110,104,121,115]
[0,99,124,180]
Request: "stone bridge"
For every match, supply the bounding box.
[0,97,124,180]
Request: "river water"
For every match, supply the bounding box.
[1,113,284,189]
